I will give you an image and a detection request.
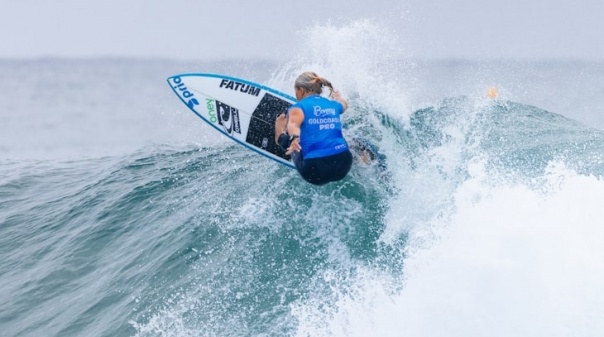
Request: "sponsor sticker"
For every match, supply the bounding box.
[219,79,261,97]
[170,76,199,110]
[205,98,217,123]
[216,100,241,135]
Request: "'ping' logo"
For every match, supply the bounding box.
[171,76,199,109]
[219,79,261,97]
[216,101,241,135]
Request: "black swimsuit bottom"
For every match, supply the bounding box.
[290,150,352,185]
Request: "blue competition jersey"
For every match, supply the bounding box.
[289,95,348,159]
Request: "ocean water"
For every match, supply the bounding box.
[2,22,604,337]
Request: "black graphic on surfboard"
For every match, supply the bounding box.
[216,101,241,135]
[246,93,292,160]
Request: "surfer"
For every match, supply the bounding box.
[275,71,352,185]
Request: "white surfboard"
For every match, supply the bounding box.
[167,73,296,168]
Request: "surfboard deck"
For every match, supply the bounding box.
[167,73,386,171]
[167,73,296,168]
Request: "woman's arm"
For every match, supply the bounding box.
[285,107,304,154]
[274,113,287,144]
[331,90,348,113]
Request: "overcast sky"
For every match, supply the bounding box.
[2,0,603,61]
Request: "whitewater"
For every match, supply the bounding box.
[1,21,604,337]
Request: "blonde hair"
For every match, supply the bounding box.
[294,71,334,96]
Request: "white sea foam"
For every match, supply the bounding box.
[294,160,604,336]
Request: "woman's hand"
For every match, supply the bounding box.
[330,88,348,112]
[274,113,287,144]
[286,136,301,155]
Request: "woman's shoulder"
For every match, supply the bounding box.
[295,95,340,107]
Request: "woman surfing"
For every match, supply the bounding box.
[275,71,352,185]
